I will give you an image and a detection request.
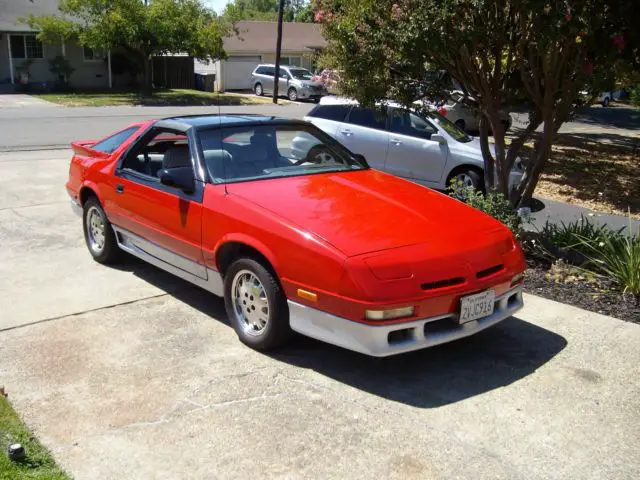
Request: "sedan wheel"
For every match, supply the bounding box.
[82,197,121,264]
[232,270,270,336]
[224,258,291,350]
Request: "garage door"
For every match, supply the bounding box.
[223,56,262,90]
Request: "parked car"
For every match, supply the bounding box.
[578,90,613,107]
[434,91,513,133]
[250,64,327,102]
[66,114,525,357]
[302,96,523,191]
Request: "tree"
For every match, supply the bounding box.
[223,0,315,22]
[29,0,227,95]
[316,0,634,208]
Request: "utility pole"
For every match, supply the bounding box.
[272,0,285,103]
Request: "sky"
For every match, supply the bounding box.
[204,0,230,13]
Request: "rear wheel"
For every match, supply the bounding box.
[287,87,298,102]
[82,197,121,264]
[224,258,291,351]
[254,83,263,96]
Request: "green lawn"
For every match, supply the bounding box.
[34,88,282,107]
[0,395,70,480]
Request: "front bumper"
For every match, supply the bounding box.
[288,286,523,357]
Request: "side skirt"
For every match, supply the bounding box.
[112,225,224,297]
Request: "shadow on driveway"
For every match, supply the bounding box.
[112,257,568,409]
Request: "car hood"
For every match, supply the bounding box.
[226,169,506,257]
[449,136,494,158]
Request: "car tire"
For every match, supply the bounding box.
[305,145,336,164]
[254,83,263,96]
[602,96,610,107]
[449,168,483,191]
[454,119,466,131]
[287,87,298,102]
[82,197,121,264]
[224,258,291,351]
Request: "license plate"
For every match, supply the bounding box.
[459,290,495,324]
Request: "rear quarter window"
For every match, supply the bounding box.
[308,104,350,122]
[91,126,139,154]
[255,66,267,75]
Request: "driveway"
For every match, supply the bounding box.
[1,149,639,479]
[0,93,58,108]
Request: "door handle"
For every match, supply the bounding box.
[340,129,353,136]
[116,184,125,194]
[391,138,403,145]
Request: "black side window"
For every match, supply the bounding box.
[389,109,438,139]
[347,107,387,130]
[122,129,191,179]
[308,105,350,122]
[263,66,275,76]
[92,127,139,154]
[255,66,266,75]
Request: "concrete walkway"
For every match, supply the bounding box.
[0,93,58,108]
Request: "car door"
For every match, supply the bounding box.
[261,66,275,94]
[385,108,448,183]
[278,68,290,96]
[110,126,206,279]
[335,106,389,170]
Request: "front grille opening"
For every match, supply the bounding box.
[424,317,460,336]
[388,328,415,345]
[476,264,504,280]
[507,292,520,308]
[421,277,464,291]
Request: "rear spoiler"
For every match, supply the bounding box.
[71,140,107,157]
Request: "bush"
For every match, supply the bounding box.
[449,181,525,236]
[577,219,640,300]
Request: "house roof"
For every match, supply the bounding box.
[0,0,61,32]
[225,20,326,54]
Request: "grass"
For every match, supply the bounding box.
[0,395,70,480]
[34,88,282,107]
[522,130,640,219]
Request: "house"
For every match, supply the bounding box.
[0,0,111,91]
[204,20,327,92]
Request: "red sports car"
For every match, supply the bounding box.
[66,114,525,357]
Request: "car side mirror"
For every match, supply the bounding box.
[431,134,447,144]
[353,153,369,167]
[159,166,195,194]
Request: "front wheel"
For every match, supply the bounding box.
[287,87,298,102]
[82,197,121,264]
[224,258,291,351]
[450,168,483,191]
[602,97,610,107]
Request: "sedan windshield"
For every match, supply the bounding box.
[198,123,367,183]
[288,68,314,80]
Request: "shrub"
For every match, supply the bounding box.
[577,218,640,300]
[449,181,525,236]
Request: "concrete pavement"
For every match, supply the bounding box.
[1,148,639,479]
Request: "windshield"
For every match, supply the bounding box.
[421,110,473,143]
[288,68,313,80]
[198,123,367,183]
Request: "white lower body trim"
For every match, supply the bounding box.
[70,198,83,217]
[112,225,224,297]
[288,287,524,357]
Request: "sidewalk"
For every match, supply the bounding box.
[529,196,639,232]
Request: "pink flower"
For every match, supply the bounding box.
[565,14,572,21]
[391,3,403,19]
[315,9,325,22]
[612,34,625,50]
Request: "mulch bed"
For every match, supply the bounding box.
[523,261,640,324]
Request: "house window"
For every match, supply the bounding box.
[279,56,302,67]
[10,34,43,59]
[83,46,104,62]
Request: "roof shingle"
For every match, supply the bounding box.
[225,20,326,54]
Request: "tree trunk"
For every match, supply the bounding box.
[478,115,495,191]
[142,56,153,97]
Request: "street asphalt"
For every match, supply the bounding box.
[1,148,639,479]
